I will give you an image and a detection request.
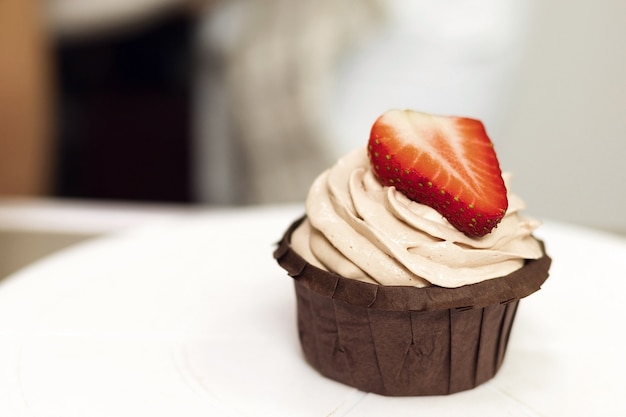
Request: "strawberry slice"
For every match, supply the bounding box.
[368,109,508,237]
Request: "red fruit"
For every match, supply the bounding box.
[368,109,508,237]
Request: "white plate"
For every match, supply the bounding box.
[0,205,624,416]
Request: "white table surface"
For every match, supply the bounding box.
[0,204,624,416]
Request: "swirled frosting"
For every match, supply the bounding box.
[291,147,543,288]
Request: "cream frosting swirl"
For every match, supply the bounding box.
[291,147,543,288]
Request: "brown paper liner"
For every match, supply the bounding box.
[274,216,552,396]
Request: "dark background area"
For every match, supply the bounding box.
[54,12,194,203]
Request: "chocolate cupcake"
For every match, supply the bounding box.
[274,110,551,396]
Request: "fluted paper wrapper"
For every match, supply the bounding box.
[274,217,552,396]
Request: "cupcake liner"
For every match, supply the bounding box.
[274,217,551,396]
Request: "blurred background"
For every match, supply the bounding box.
[1,0,625,232]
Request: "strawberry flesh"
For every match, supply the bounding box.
[367,110,508,237]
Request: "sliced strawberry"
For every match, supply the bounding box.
[368,109,508,237]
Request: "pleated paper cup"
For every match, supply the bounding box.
[274,217,551,396]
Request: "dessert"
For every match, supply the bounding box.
[274,109,551,396]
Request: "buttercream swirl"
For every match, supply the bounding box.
[291,147,543,288]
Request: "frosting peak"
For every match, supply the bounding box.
[291,147,543,288]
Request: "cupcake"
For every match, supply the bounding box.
[274,110,551,396]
